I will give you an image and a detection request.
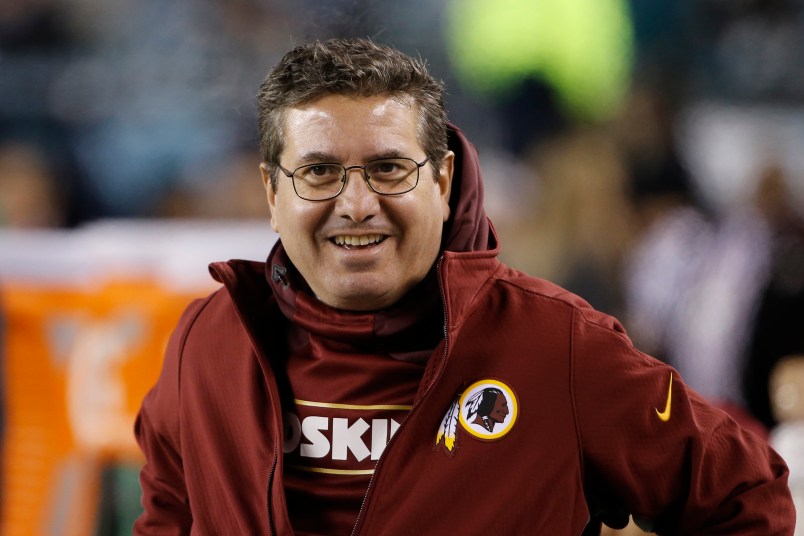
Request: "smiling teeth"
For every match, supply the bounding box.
[334,234,383,246]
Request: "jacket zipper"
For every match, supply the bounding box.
[350,257,451,535]
[266,438,278,535]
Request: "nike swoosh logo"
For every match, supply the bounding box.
[655,373,673,422]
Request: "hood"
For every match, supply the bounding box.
[442,123,497,253]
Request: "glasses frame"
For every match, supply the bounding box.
[276,156,431,201]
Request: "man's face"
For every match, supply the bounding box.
[263,94,454,311]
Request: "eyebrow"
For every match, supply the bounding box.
[295,151,339,164]
[294,148,414,165]
[365,149,410,161]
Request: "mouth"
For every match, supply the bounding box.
[331,234,387,249]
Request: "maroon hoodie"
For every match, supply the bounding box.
[134,125,795,535]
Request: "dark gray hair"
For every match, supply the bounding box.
[257,38,448,189]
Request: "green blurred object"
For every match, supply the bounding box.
[94,463,143,536]
[446,0,634,121]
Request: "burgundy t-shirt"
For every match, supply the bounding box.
[282,323,430,535]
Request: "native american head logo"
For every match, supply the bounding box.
[464,387,508,432]
[436,379,518,454]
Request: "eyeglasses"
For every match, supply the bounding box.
[277,156,430,201]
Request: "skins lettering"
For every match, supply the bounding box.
[283,399,411,475]
[284,413,402,462]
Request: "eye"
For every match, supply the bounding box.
[367,159,411,180]
[374,161,400,174]
[309,164,339,177]
[297,164,342,183]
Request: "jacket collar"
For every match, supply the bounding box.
[264,243,444,357]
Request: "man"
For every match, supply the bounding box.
[134,38,795,535]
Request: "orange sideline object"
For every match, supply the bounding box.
[0,280,202,536]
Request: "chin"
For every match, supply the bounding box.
[318,280,395,311]
[325,293,393,312]
[317,269,424,311]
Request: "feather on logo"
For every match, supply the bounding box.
[435,396,460,453]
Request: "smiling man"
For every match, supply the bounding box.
[263,92,452,311]
[134,39,795,535]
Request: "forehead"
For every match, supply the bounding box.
[281,94,422,160]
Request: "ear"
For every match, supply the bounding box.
[260,163,280,233]
[438,151,455,222]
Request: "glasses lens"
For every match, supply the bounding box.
[365,158,419,194]
[293,164,344,200]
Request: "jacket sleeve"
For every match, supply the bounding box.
[570,308,796,534]
[133,297,210,535]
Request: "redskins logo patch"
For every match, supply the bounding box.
[436,379,518,454]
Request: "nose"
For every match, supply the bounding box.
[335,167,380,223]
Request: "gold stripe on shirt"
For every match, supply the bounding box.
[293,399,413,411]
[289,464,375,475]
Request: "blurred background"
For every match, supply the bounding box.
[1,0,803,534]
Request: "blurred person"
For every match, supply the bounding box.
[623,100,804,435]
[134,38,794,535]
[511,126,635,316]
[621,118,767,437]
[0,141,66,228]
[617,82,714,365]
[0,0,102,226]
[621,157,795,444]
[742,166,804,429]
[158,148,271,220]
[769,355,804,536]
